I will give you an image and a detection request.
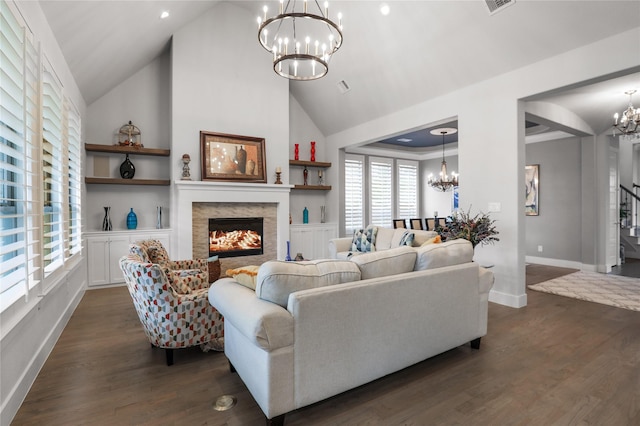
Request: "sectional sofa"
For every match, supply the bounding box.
[208,239,494,425]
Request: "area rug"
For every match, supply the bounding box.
[528,271,640,312]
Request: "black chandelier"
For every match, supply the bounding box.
[257,0,343,81]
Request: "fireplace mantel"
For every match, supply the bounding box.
[172,180,292,260]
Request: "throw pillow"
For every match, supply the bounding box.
[226,265,260,290]
[420,235,442,246]
[350,226,378,252]
[398,231,415,246]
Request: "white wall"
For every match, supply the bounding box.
[289,94,329,224]
[325,27,640,308]
[170,1,290,258]
[1,1,86,424]
[525,137,583,265]
[85,52,171,231]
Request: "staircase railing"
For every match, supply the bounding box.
[620,184,640,235]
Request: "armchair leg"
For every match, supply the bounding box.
[266,414,285,426]
[470,337,481,350]
[166,348,174,366]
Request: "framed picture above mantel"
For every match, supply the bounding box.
[200,131,267,183]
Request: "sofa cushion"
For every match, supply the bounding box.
[413,239,474,271]
[349,246,417,280]
[226,265,260,290]
[398,230,415,246]
[374,227,396,250]
[405,229,439,247]
[256,260,361,307]
[350,226,378,253]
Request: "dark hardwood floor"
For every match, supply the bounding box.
[12,266,640,425]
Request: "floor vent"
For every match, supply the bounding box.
[485,0,515,15]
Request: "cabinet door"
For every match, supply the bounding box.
[315,224,338,259]
[290,227,316,260]
[108,235,130,284]
[87,237,110,287]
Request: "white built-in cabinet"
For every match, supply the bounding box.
[289,223,338,260]
[85,229,171,287]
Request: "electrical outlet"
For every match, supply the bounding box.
[537,245,543,253]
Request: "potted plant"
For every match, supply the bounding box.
[439,207,499,248]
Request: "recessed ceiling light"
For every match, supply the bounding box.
[160,11,170,19]
[397,138,412,143]
[380,4,390,16]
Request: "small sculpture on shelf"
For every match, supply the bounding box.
[303,166,308,185]
[310,141,316,162]
[117,120,142,147]
[102,207,112,231]
[295,253,304,261]
[303,206,309,224]
[294,143,299,160]
[181,154,191,180]
[127,208,138,230]
[318,169,324,186]
[275,166,282,184]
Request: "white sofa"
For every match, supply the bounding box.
[208,239,494,425]
[328,226,439,259]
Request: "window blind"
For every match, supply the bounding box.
[344,154,364,235]
[42,63,64,275]
[397,160,418,219]
[0,1,27,309]
[369,157,392,228]
[66,100,81,258]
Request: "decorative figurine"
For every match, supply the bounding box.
[294,143,299,160]
[181,154,191,180]
[275,166,282,184]
[303,166,308,185]
[310,141,316,162]
[318,169,324,185]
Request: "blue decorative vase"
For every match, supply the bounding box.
[285,241,292,261]
[303,207,309,224]
[126,208,138,229]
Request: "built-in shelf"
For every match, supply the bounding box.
[289,160,331,168]
[292,185,332,190]
[85,143,170,157]
[85,177,170,186]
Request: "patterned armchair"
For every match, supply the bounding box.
[119,254,224,366]
[129,239,209,294]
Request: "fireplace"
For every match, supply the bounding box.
[209,217,264,258]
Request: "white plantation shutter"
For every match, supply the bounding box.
[369,157,393,228]
[66,100,81,258]
[344,154,364,235]
[0,2,40,309]
[397,160,418,219]
[42,62,64,276]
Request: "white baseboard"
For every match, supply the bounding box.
[525,256,583,270]
[489,289,527,308]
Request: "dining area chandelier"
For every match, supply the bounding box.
[428,128,459,192]
[257,0,344,81]
[613,89,640,135]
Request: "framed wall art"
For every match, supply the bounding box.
[525,164,539,216]
[200,131,267,183]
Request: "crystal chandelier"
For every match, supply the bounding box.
[257,0,343,81]
[428,128,459,192]
[613,90,640,135]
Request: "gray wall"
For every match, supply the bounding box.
[525,137,582,262]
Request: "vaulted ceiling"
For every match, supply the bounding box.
[38,0,640,147]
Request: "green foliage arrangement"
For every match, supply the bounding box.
[440,207,499,248]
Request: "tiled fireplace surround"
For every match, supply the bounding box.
[172,181,291,272]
